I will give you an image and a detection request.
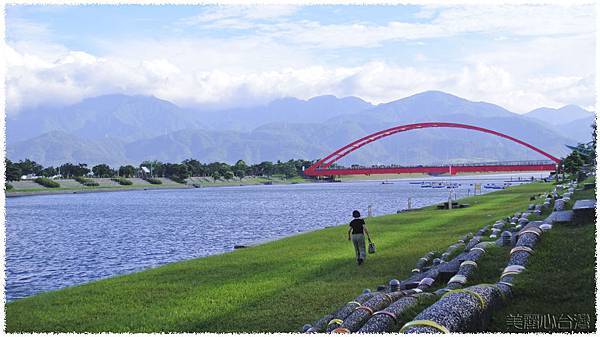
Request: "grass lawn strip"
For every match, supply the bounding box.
[6,182,554,332]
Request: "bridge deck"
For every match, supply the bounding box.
[304,161,557,176]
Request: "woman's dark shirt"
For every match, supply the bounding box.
[349,218,365,234]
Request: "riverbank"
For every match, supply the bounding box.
[5,176,312,198]
[6,171,547,198]
[6,180,567,332]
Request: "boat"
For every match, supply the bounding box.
[381,180,394,185]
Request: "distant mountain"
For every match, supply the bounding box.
[200,95,373,131]
[7,91,583,167]
[7,131,127,167]
[356,90,516,122]
[6,94,206,143]
[525,105,593,125]
[559,116,596,143]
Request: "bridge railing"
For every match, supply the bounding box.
[316,160,557,171]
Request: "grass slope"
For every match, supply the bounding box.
[6,182,552,332]
[487,178,597,333]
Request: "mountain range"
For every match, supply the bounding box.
[6,91,595,167]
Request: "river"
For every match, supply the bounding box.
[5,172,545,301]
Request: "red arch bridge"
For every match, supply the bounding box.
[303,122,560,177]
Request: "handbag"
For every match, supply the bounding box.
[368,238,376,254]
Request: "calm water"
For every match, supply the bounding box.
[5,173,543,301]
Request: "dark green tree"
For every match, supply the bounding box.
[182,159,205,176]
[17,159,43,175]
[5,159,22,181]
[92,164,114,178]
[223,171,234,180]
[118,165,137,178]
[58,163,89,178]
[140,160,164,177]
[233,160,248,177]
[256,161,274,177]
[561,151,585,176]
[235,169,245,180]
[40,166,57,177]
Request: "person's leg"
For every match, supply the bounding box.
[351,234,360,262]
[357,234,366,261]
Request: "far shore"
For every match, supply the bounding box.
[5,184,194,198]
[5,171,550,198]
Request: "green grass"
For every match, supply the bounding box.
[33,177,60,188]
[6,182,555,333]
[144,178,163,185]
[485,176,596,333]
[74,176,100,186]
[111,177,133,185]
[6,184,190,194]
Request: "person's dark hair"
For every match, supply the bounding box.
[352,210,361,218]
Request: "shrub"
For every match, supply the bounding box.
[74,176,100,187]
[34,177,60,188]
[144,178,162,185]
[169,176,187,184]
[111,177,133,186]
[6,183,13,190]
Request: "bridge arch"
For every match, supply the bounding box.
[304,122,560,176]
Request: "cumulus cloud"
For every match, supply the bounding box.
[5,4,596,114]
[7,42,593,115]
[180,4,595,49]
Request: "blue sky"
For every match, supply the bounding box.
[5,3,596,113]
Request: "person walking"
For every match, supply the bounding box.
[348,210,371,265]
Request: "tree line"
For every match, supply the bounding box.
[5,158,315,182]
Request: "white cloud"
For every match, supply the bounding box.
[187,4,595,49]
[179,5,298,28]
[7,41,593,115]
[5,4,596,115]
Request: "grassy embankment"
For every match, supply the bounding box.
[6,175,311,196]
[486,176,597,332]
[7,181,557,332]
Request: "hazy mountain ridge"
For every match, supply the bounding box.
[201,95,374,131]
[7,94,206,143]
[524,104,593,125]
[7,91,593,167]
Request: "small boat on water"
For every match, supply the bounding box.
[381,180,394,185]
[409,181,423,184]
[484,183,503,189]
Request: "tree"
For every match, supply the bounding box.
[118,165,137,178]
[256,161,274,177]
[163,163,190,181]
[235,170,245,180]
[92,164,114,178]
[233,159,248,178]
[6,159,22,181]
[182,159,205,176]
[40,166,57,177]
[74,163,91,177]
[211,171,221,182]
[561,151,585,176]
[223,171,234,180]
[140,160,164,177]
[17,159,43,176]
[281,160,298,178]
